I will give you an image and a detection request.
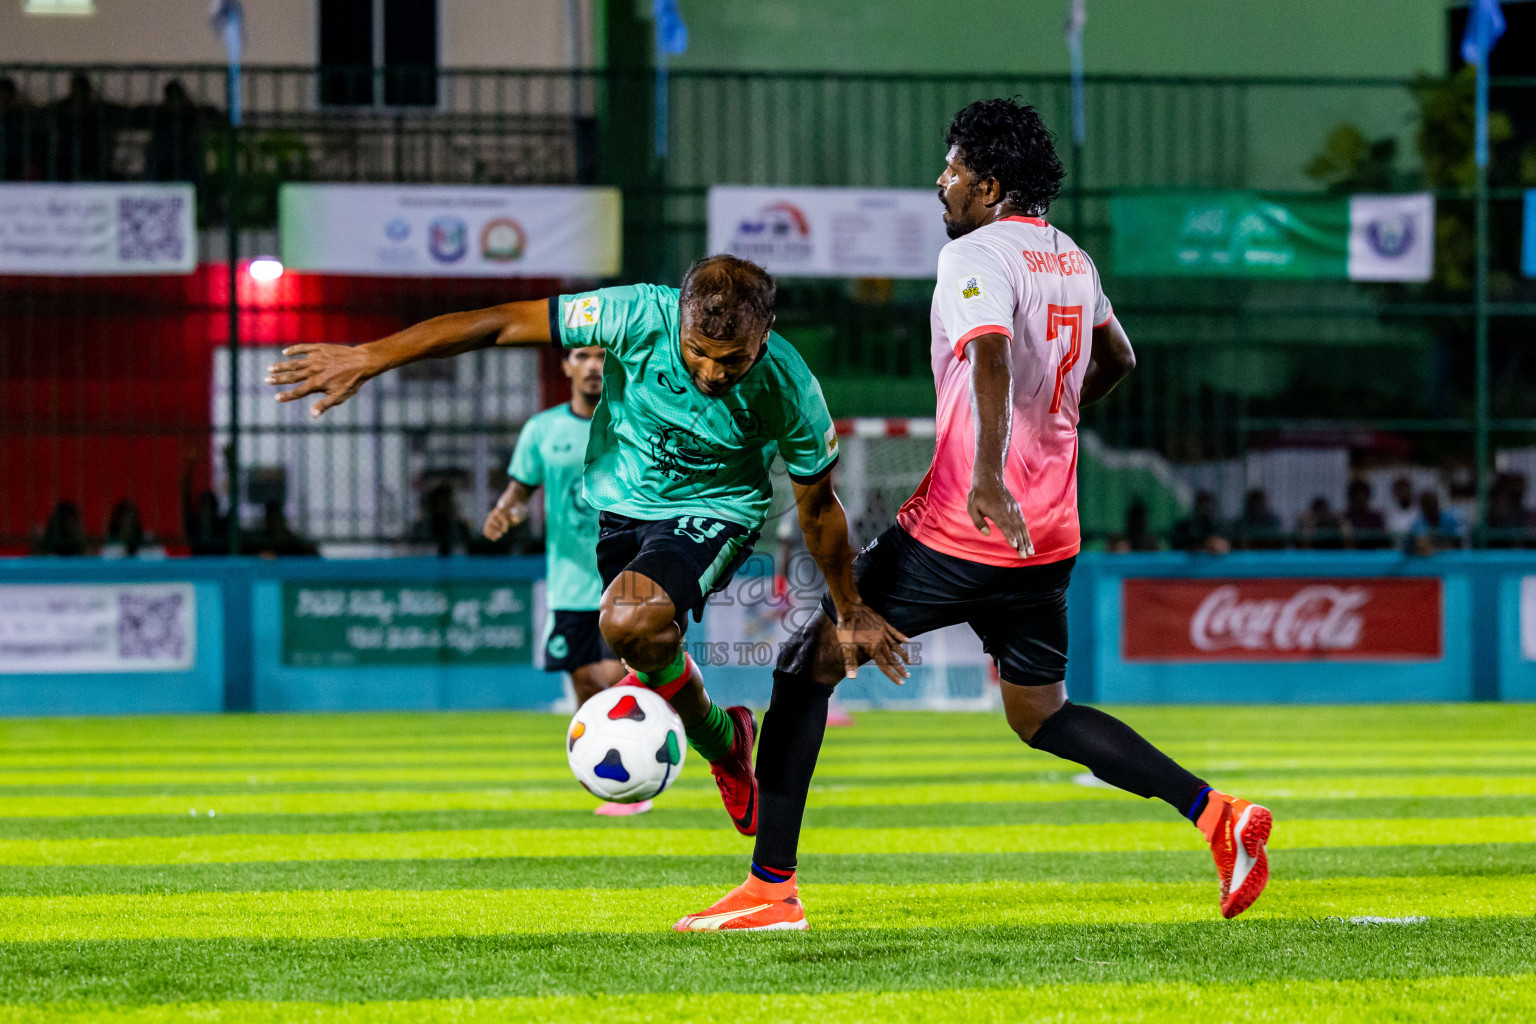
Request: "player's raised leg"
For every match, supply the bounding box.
[600,567,758,834]
[1000,678,1270,918]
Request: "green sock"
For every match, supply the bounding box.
[635,648,687,687]
[687,702,736,763]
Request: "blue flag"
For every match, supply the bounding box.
[1461,0,1505,65]
[209,0,245,126]
[653,0,688,56]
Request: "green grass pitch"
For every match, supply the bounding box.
[1,704,1533,1022]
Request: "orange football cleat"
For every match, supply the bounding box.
[710,706,759,836]
[674,873,808,932]
[1197,790,1273,919]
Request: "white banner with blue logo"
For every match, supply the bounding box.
[279,185,621,277]
[708,186,952,279]
[1347,192,1435,282]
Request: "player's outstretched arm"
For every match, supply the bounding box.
[266,299,553,418]
[791,475,911,684]
[1080,315,1136,407]
[964,333,1034,558]
[483,478,536,541]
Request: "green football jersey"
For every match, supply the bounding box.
[553,284,839,532]
[508,404,602,612]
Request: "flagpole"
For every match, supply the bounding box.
[1474,24,1491,544]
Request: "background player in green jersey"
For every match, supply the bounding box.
[482,345,645,817]
[266,255,909,835]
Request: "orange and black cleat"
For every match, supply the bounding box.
[1197,790,1273,919]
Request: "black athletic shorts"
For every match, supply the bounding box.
[596,512,760,628]
[544,609,616,672]
[820,525,1074,686]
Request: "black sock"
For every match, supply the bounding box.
[750,669,835,873]
[1028,702,1209,818]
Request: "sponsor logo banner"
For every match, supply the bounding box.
[1108,191,1435,282]
[0,584,196,673]
[1522,577,1536,662]
[1348,193,1434,282]
[279,185,620,277]
[0,183,195,276]
[1524,191,1536,279]
[282,581,533,666]
[1122,577,1443,662]
[707,186,950,278]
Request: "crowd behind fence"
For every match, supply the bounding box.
[2,64,1535,552]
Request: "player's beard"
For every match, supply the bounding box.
[940,192,979,240]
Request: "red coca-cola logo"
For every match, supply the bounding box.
[1123,578,1442,662]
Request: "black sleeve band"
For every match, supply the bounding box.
[788,454,839,487]
[547,296,562,349]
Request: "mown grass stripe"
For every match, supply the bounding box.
[3,876,1532,942]
[1,920,1532,1005]
[2,816,1530,867]
[10,752,1536,788]
[7,738,1536,770]
[7,844,1535,898]
[1,975,1532,1024]
[7,794,1536,842]
[4,773,1535,820]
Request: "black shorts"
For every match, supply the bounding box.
[596,512,760,628]
[544,609,616,672]
[821,525,1074,686]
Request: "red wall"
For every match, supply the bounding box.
[0,267,562,549]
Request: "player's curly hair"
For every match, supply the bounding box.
[945,98,1065,216]
[680,255,776,341]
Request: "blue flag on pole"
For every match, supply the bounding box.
[653,0,689,56]
[210,0,245,126]
[1460,0,1505,65]
[1461,0,1505,169]
[652,0,687,158]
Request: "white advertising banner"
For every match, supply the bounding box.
[0,183,196,275]
[0,584,196,674]
[280,184,621,277]
[1348,192,1435,282]
[1522,577,1536,662]
[708,186,951,278]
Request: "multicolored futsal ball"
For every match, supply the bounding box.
[566,685,686,802]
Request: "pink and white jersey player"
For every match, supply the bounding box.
[897,214,1113,567]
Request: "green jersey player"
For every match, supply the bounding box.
[266,255,910,834]
[483,344,645,817]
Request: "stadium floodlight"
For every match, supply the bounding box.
[248,257,284,282]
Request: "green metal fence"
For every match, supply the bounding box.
[1,65,1533,550]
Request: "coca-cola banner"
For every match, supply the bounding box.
[1123,578,1443,662]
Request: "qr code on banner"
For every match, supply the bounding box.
[117,195,187,264]
[117,592,188,661]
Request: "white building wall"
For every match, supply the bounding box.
[0,1,585,69]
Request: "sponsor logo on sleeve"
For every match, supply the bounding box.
[957,274,984,301]
[563,296,601,329]
[824,425,839,456]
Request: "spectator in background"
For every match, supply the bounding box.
[1407,490,1465,554]
[181,454,229,555]
[1342,479,1390,550]
[1108,498,1160,552]
[34,501,89,556]
[102,499,145,558]
[245,502,318,557]
[1170,491,1230,554]
[0,77,33,180]
[1487,473,1535,549]
[408,482,476,556]
[50,73,106,181]
[1297,496,1346,550]
[1384,475,1418,539]
[144,79,206,183]
[1233,488,1284,550]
